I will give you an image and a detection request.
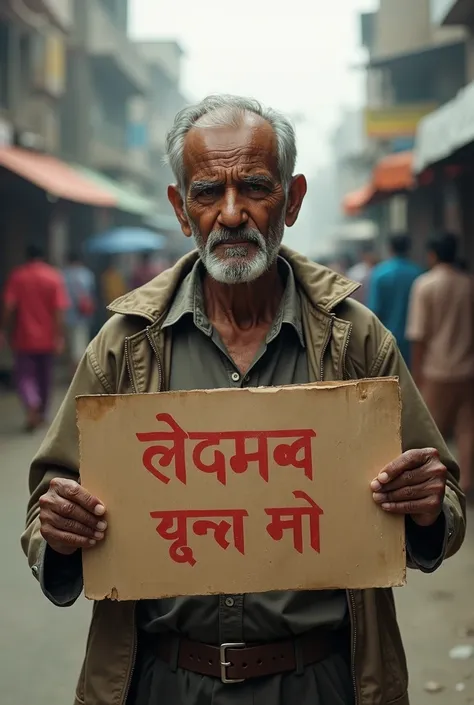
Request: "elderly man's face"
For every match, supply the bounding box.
[168,116,306,284]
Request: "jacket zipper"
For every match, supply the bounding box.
[341,323,353,380]
[348,590,359,705]
[124,337,137,394]
[319,313,335,381]
[145,326,163,392]
[122,606,138,705]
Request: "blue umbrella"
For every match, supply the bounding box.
[85,227,167,255]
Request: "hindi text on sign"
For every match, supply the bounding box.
[137,413,316,486]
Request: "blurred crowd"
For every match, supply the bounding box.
[0,247,172,431]
[323,233,474,493]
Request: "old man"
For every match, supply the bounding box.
[23,95,465,705]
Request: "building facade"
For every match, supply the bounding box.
[0,0,72,153]
[341,0,468,260]
[132,40,187,211]
[60,0,151,185]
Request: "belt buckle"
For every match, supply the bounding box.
[219,642,246,684]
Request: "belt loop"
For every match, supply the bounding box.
[294,637,304,677]
[168,635,180,673]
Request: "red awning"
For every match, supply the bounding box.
[342,184,376,217]
[372,151,414,192]
[0,147,116,207]
[342,152,414,217]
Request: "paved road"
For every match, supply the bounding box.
[1,390,473,705]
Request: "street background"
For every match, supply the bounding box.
[1,391,473,705]
[2,0,474,703]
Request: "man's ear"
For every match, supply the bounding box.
[168,185,192,238]
[285,174,307,227]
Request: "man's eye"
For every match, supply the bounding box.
[247,183,268,194]
[198,187,216,198]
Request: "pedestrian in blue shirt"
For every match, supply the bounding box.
[367,234,423,367]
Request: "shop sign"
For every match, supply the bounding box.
[365,104,438,140]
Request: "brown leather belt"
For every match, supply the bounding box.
[152,629,345,683]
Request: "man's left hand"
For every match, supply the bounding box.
[371,448,447,527]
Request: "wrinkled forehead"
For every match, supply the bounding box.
[182,115,279,184]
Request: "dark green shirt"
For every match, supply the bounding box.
[139,258,348,644]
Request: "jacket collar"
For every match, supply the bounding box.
[108,245,360,323]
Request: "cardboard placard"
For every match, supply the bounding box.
[77,378,406,601]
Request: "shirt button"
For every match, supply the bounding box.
[231,372,240,382]
[225,597,235,608]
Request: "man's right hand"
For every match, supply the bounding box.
[39,478,107,556]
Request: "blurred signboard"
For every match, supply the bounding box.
[33,30,66,98]
[365,104,438,140]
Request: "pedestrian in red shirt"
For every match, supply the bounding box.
[1,244,69,431]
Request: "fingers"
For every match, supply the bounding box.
[51,478,105,516]
[39,478,107,556]
[374,495,441,516]
[371,448,440,491]
[40,525,98,553]
[40,487,106,531]
[48,511,106,540]
[370,448,447,524]
[373,478,440,505]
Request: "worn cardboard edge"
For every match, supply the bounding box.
[85,570,407,602]
[76,377,400,404]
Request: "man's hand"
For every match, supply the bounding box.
[39,478,107,555]
[371,448,447,527]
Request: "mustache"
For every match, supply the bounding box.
[207,228,265,250]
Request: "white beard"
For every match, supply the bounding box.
[190,214,285,284]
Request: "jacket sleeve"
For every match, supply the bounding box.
[21,345,112,606]
[369,331,466,570]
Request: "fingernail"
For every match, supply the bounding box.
[94,531,104,539]
[89,539,96,546]
[378,472,389,484]
[94,505,105,516]
[371,480,382,491]
[96,521,107,531]
[373,493,386,502]
[382,503,391,510]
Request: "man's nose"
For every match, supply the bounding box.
[217,189,248,229]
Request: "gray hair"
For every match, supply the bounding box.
[165,94,297,194]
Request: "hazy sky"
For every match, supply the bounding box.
[130,0,377,253]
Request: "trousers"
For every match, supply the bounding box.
[14,352,54,414]
[422,377,474,492]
